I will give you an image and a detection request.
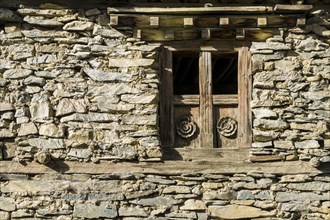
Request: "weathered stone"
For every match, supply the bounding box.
[87,84,139,97]
[60,113,117,122]
[23,16,63,27]
[93,26,125,38]
[73,203,117,219]
[0,103,14,112]
[281,202,310,212]
[252,142,273,148]
[111,145,137,160]
[122,115,157,125]
[252,108,278,119]
[252,52,285,61]
[23,76,46,86]
[35,71,60,78]
[68,149,92,159]
[301,91,330,100]
[138,137,160,147]
[3,69,33,79]
[252,42,291,51]
[254,119,289,131]
[39,123,65,138]
[109,58,154,68]
[203,190,237,200]
[163,186,191,194]
[296,37,329,51]
[180,199,206,210]
[121,94,158,104]
[35,150,51,164]
[294,140,320,149]
[276,192,330,202]
[63,21,94,31]
[118,207,148,217]
[145,176,176,184]
[286,182,330,191]
[131,197,180,207]
[27,54,57,64]
[0,129,15,138]
[18,123,38,136]
[30,101,53,120]
[209,205,276,219]
[274,141,295,149]
[0,8,21,22]
[0,211,10,220]
[28,138,65,149]
[254,69,301,82]
[84,69,132,82]
[0,197,16,211]
[56,98,86,116]
[17,8,75,16]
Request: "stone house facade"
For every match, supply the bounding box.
[0,0,329,219]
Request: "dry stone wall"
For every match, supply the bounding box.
[0,1,329,220]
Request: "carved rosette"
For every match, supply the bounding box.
[176,117,197,138]
[217,117,237,137]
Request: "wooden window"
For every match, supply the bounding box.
[160,43,251,151]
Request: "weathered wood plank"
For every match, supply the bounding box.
[160,48,174,147]
[0,160,327,175]
[173,95,238,105]
[199,52,214,148]
[274,4,313,12]
[108,6,274,15]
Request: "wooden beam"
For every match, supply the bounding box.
[109,14,118,27]
[165,30,174,39]
[219,17,229,27]
[150,16,159,28]
[199,52,214,148]
[183,17,194,27]
[274,4,313,12]
[257,17,267,27]
[108,6,274,15]
[0,160,327,175]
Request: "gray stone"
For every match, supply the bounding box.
[287,182,330,191]
[254,119,289,131]
[84,69,132,82]
[281,202,310,212]
[297,37,329,51]
[163,186,191,194]
[30,101,53,120]
[28,138,65,149]
[109,58,154,68]
[118,207,148,217]
[180,199,206,210]
[320,156,330,163]
[275,192,330,202]
[111,145,137,160]
[56,98,86,116]
[0,8,21,22]
[73,203,117,219]
[252,108,278,119]
[0,211,10,220]
[252,142,273,148]
[0,197,16,211]
[131,197,180,207]
[17,8,75,16]
[301,91,330,100]
[203,190,237,200]
[87,84,139,97]
[254,69,301,82]
[0,129,15,138]
[0,103,14,112]
[252,42,291,51]
[60,113,117,123]
[39,123,64,138]
[22,29,76,38]
[122,115,157,125]
[294,140,320,149]
[68,149,92,159]
[274,141,295,149]
[93,26,125,38]
[145,176,176,184]
[23,16,63,27]
[252,52,285,61]
[138,137,160,147]
[23,76,46,86]
[86,8,102,16]
[18,123,38,136]
[27,54,57,64]
[209,205,276,219]
[35,71,61,78]
[63,21,94,31]
[3,69,33,79]
[121,94,158,104]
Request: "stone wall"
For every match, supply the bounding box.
[0,172,329,219]
[0,1,329,219]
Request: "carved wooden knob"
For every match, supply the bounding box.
[217,117,237,137]
[176,117,197,138]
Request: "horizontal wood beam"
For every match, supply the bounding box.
[108,6,274,15]
[274,4,313,12]
[0,160,327,175]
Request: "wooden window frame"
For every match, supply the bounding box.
[160,41,252,161]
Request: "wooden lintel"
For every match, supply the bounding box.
[257,17,267,27]
[219,17,229,26]
[0,160,327,175]
[133,29,142,39]
[274,4,313,12]
[236,29,245,40]
[202,29,211,40]
[108,6,274,15]
[183,17,194,27]
[296,17,306,27]
[150,16,159,28]
[109,14,118,27]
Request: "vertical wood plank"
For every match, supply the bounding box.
[160,48,174,147]
[238,47,252,148]
[199,52,214,148]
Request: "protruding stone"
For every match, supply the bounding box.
[35,150,51,164]
[3,69,33,79]
[0,8,21,22]
[18,123,38,136]
[63,21,94,31]
[294,140,320,149]
[180,199,206,210]
[84,69,132,82]
[28,138,65,149]
[0,197,16,211]
[73,203,117,219]
[56,99,86,117]
[109,58,154,68]
[209,205,276,219]
[0,103,14,112]
[39,123,65,138]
